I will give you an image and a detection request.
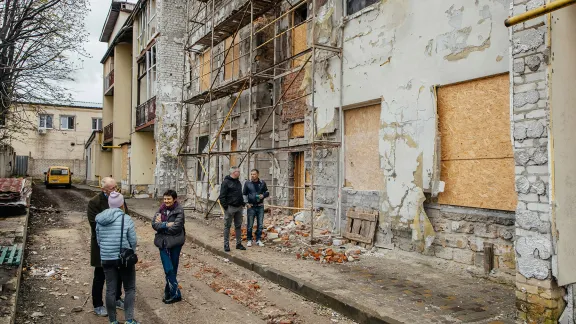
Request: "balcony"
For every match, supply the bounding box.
[103,123,113,143]
[135,96,156,131]
[104,70,114,96]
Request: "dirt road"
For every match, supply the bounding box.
[15,185,355,324]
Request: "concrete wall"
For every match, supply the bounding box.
[0,145,15,178]
[154,0,187,196]
[549,3,576,323]
[131,132,155,187]
[11,104,102,160]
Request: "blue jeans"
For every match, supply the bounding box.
[159,245,182,300]
[247,205,264,241]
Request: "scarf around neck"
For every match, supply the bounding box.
[159,201,178,222]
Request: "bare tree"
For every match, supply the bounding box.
[0,0,89,143]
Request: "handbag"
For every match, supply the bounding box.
[119,213,138,267]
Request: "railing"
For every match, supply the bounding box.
[104,69,115,93]
[136,96,157,128]
[103,123,113,142]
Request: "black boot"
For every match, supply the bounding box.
[236,244,246,250]
[224,245,230,252]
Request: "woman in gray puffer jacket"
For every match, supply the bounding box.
[152,189,185,304]
[96,192,139,324]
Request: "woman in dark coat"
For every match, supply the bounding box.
[152,189,185,304]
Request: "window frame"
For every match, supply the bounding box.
[59,115,75,130]
[92,118,102,131]
[146,45,157,100]
[345,0,379,17]
[39,114,53,129]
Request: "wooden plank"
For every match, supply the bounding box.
[367,220,377,244]
[343,232,372,244]
[351,218,362,235]
[359,220,369,238]
[290,122,305,139]
[348,212,377,222]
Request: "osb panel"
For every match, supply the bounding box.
[290,122,304,138]
[344,104,384,191]
[292,22,307,68]
[200,49,211,91]
[437,74,513,160]
[438,159,517,211]
[224,35,240,81]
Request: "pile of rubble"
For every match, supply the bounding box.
[296,246,363,264]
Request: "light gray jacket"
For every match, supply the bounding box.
[95,208,137,261]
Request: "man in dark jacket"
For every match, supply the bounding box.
[243,169,269,247]
[87,177,126,317]
[219,166,246,252]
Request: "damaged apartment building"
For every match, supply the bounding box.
[95,0,576,321]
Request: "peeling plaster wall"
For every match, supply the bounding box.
[154,0,187,196]
[313,0,511,249]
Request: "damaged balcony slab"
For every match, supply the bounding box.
[127,198,515,324]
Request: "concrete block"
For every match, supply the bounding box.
[526,109,546,119]
[527,203,550,213]
[526,165,548,174]
[452,248,474,265]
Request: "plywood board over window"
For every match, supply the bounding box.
[200,49,211,91]
[224,35,240,81]
[291,5,308,68]
[344,104,384,191]
[437,74,517,211]
[290,122,305,139]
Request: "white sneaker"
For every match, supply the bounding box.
[256,240,265,247]
[247,240,252,247]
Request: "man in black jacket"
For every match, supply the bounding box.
[243,169,269,247]
[219,166,246,252]
[87,177,126,317]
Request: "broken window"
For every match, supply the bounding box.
[197,135,209,179]
[346,0,378,16]
[39,114,53,129]
[60,116,75,130]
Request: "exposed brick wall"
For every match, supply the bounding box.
[29,158,86,183]
[281,72,306,122]
[510,0,565,321]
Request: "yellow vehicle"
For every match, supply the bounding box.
[44,166,73,188]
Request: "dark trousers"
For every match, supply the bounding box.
[92,266,122,308]
[224,205,243,247]
[103,264,136,322]
[159,245,183,299]
[247,205,264,241]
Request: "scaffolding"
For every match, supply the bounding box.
[179,0,343,240]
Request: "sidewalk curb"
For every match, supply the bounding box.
[131,210,402,324]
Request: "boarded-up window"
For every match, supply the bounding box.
[200,49,211,91]
[224,35,240,81]
[290,122,304,138]
[293,152,305,209]
[344,104,384,190]
[437,74,517,211]
[292,5,308,68]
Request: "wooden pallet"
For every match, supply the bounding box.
[343,208,378,248]
[0,245,22,266]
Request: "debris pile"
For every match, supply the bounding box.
[296,246,362,264]
[0,178,32,215]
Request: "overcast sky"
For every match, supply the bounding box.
[63,0,115,104]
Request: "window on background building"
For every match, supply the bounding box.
[147,45,157,99]
[39,114,53,129]
[224,35,240,81]
[60,116,75,130]
[138,7,147,51]
[137,59,147,105]
[92,118,102,131]
[138,0,157,52]
[147,0,157,40]
[346,0,379,16]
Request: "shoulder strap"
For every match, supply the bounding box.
[119,212,124,251]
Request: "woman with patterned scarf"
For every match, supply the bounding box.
[152,189,185,304]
